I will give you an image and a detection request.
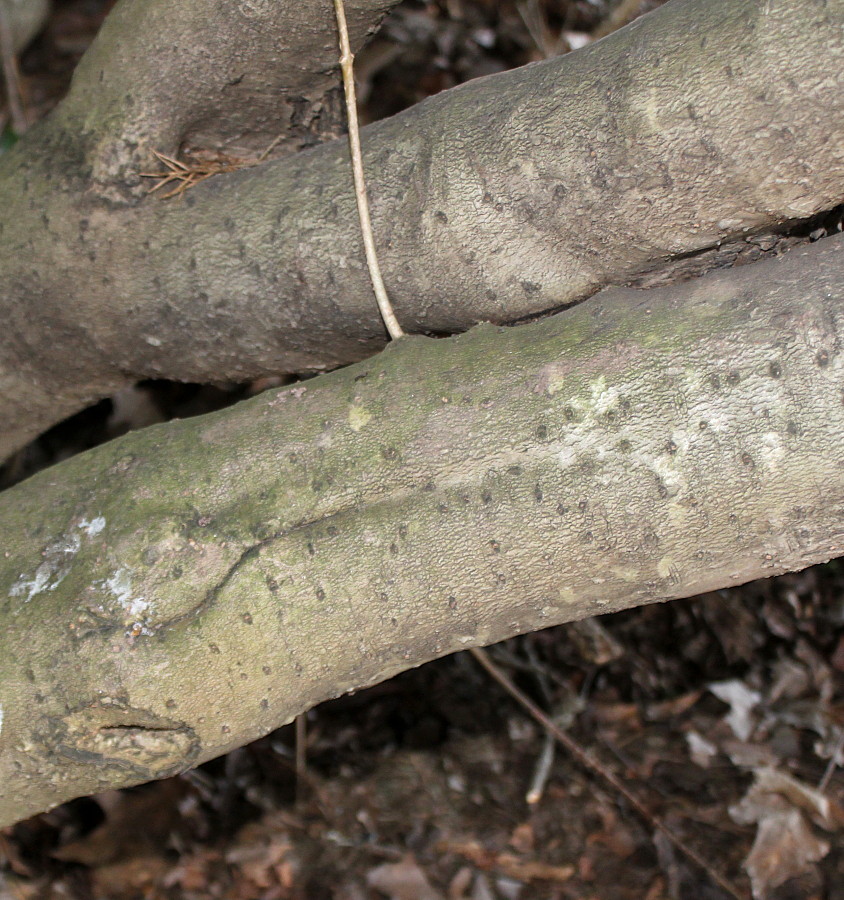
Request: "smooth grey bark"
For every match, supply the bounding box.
[0,0,842,460]
[2,232,844,827]
[53,0,397,196]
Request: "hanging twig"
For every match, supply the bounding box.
[332,0,405,341]
[593,0,643,40]
[0,4,28,135]
[525,732,556,805]
[517,0,571,58]
[469,646,747,900]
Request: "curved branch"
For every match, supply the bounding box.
[1,0,842,460]
[2,233,844,826]
[51,0,399,194]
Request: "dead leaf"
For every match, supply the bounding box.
[709,679,761,741]
[367,855,444,900]
[730,767,838,898]
[52,781,189,866]
[738,767,841,829]
[438,840,573,884]
[92,855,172,897]
[469,872,496,899]
[685,730,718,768]
[508,822,534,855]
[448,865,473,899]
[742,809,828,899]
[646,690,702,722]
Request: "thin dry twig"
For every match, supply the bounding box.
[468,645,748,900]
[525,732,556,805]
[141,133,285,200]
[517,0,571,58]
[257,133,284,162]
[593,0,643,40]
[0,5,28,134]
[333,0,405,341]
[818,728,844,793]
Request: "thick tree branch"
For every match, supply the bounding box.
[0,0,841,460]
[52,0,399,195]
[2,233,844,827]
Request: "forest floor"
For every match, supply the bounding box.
[1,2,843,899]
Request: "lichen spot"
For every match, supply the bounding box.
[10,532,81,601]
[104,569,153,631]
[348,404,372,432]
[535,362,566,395]
[759,432,784,469]
[589,376,620,416]
[558,445,577,469]
[78,516,106,536]
[558,586,575,604]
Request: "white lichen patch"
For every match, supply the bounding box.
[106,569,134,609]
[625,431,690,501]
[557,445,577,469]
[650,453,685,495]
[78,516,106,536]
[540,365,566,396]
[105,569,151,620]
[557,586,576,604]
[589,376,621,416]
[8,517,109,603]
[10,533,81,601]
[0,704,4,737]
[607,565,639,583]
[698,408,734,433]
[92,568,155,636]
[238,0,271,18]
[759,432,784,469]
[562,375,627,424]
[328,252,349,270]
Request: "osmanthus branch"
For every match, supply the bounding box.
[0,0,841,460]
[1,232,843,827]
[50,0,401,196]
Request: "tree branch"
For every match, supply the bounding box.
[0,0,841,460]
[50,0,400,196]
[2,233,843,826]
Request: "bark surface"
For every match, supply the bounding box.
[2,233,844,827]
[0,0,842,460]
